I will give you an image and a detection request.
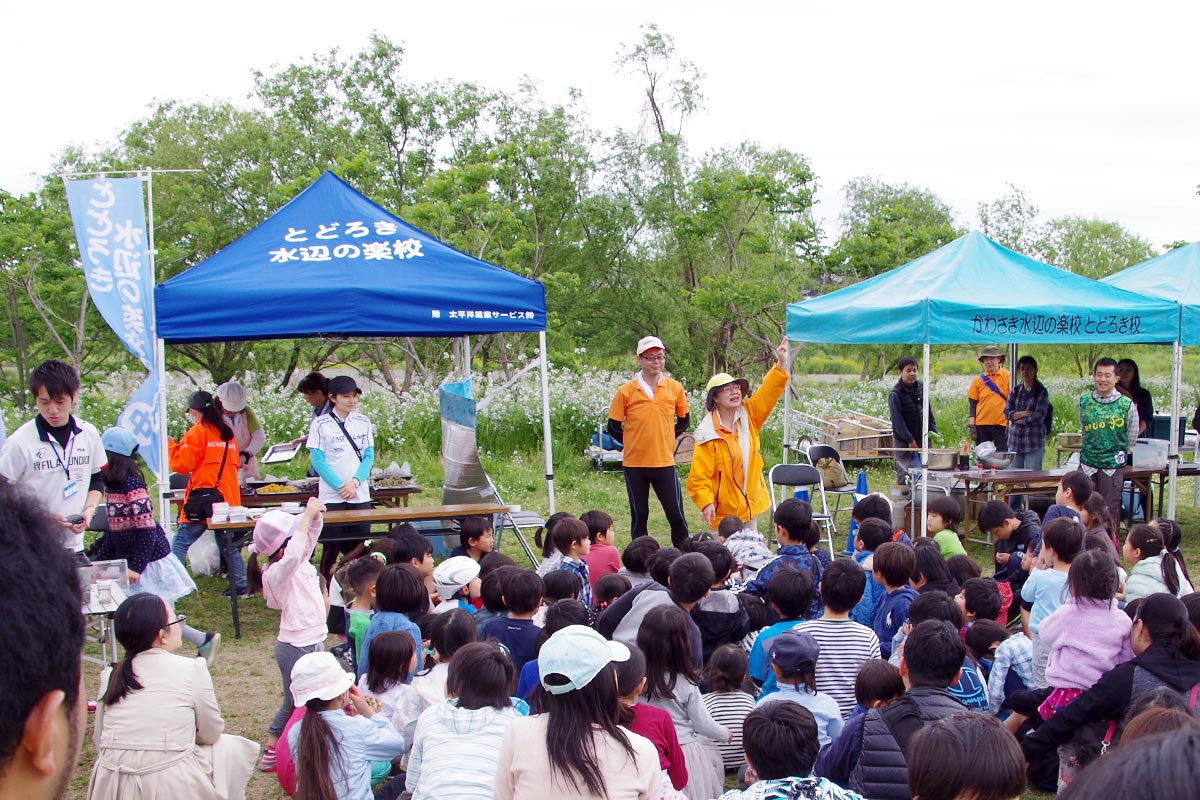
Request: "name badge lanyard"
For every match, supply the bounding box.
[46,432,78,496]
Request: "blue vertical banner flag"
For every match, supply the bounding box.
[65,178,154,369]
[117,374,162,477]
[65,176,161,473]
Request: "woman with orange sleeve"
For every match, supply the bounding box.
[169,391,246,597]
[688,339,789,531]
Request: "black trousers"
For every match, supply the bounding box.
[974,424,1008,452]
[622,465,690,547]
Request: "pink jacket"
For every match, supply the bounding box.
[262,514,327,647]
[1042,597,1133,690]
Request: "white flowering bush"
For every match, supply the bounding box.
[78,366,1197,477]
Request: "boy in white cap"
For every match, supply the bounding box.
[607,335,691,547]
[431,554,482,614]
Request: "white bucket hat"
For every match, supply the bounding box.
[214,381,248,412]
[289,651,354,706]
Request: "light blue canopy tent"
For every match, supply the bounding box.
[1103,241,1200,516]
[153,171,557,512]
[787,231,1180,344]
[785,231,1182,531]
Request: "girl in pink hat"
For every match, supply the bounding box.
[247,497,328,772]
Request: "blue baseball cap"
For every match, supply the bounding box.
[101,427,139,456]
[538,625,630,695]
[768,629,821,672]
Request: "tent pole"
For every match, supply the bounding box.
[145,167,171,529]
[538,330,556,514]
[783,337,792,465]
[1168,341,1182,518]
[921,342,930,539]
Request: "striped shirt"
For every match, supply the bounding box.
[406,700,519,800]
[702,690,757,770]
[796,618,881,720]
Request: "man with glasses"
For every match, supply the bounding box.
[607,336,691,546]
[1079,357,1138,526]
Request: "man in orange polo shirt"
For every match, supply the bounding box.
[607,336,691,546]
[967,345,1010,451]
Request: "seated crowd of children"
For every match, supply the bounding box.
[254,468,1200,800]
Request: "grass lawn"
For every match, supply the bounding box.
[66,452,1200,799]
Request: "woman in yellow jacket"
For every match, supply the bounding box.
[687,339,789,530]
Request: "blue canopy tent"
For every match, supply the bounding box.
[1103,241,1200,516]
[154,171,557,511]
[785,231,1181,532]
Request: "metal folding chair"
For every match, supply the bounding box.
[768,463,836,556]
[805,444,859,520]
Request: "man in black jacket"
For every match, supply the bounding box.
[815,620,966,800]
[888,356,938,484]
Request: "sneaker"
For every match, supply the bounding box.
[198,632,222,668]
[258,745,277,772]
[222,587,254,599]
[87,699,97,713]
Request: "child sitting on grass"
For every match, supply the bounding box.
[1043,470,1092,525]
[480,569,545,673]
[1022,518,1084,687]
[849,518,894,628]
[702,645,758,773]
[757,629,843,747]
[580,509,621,586]
[742,499,823,618]
[717,703,863,800]
[957,577,1003,627]
[871,542,917,661]
[850,658,904,718]
[551,517,593,608]
[615,535,659,588]
[449,515,495,562]
[431,555,482,615]
[926,495,967,559]
[617,644,688,799]
[344,556,385,671]
[978,499,1041,624]
[718,513,773,576]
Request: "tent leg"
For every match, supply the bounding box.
[1168,342,1182,518]
[920,343,930,539]
[539,331,556,515]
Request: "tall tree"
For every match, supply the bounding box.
[827,177,963,378]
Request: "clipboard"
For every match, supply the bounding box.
[261,442,300,464]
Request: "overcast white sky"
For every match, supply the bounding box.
[3,1,1197,251]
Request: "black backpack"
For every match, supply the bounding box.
[1044,400,1054,437]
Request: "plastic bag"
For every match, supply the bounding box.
[188,530,221,576]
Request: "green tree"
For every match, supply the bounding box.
[1032,216,1158,375]
[977,184,1041,254]
[827,177,963,377]
[1035,216,1156,280]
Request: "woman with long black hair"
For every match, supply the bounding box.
[495,625,662,799]
[169,391,246,597]
[86,594,256,799]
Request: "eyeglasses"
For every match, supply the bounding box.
[639,354,665,361]
[164,615,188,627]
